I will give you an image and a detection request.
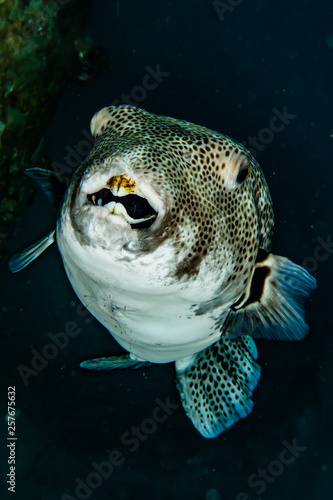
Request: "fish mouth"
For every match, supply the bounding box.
[86,174,158,229]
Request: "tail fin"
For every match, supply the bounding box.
[175,335,260,438]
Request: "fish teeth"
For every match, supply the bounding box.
[105,201,116,212]
[111,185,144,198]
[104,201,156,225]
[107,174,145,198]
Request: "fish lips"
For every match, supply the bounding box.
[71,167,167,251]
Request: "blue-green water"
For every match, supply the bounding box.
[1,1,332,499]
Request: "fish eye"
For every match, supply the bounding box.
[236,164,251,184]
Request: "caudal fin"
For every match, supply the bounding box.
[175,335,260,438]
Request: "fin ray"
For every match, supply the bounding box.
[25,167,67,207]
[175,335,260,438]
[9,230,56,273]
[227,254,317,342]
[80,355,151,371]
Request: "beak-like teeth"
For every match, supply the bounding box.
[107,174,145,198]
[105,201,156,224]
[92,194,102,206]
[87,173,158,229]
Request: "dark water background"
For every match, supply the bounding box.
[1,0,333,499]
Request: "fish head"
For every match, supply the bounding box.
[58,105,274,302]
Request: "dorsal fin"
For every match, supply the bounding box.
[25,168,67,207]
[9,230,56,273]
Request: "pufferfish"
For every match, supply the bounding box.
[9,105,316,438]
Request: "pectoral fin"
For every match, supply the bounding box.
[25,167,67,207]
[225,252,317,341]
[80,354,151,370]
[9,166,67,273]
[9,230,56,273]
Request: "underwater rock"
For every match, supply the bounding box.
[0,0,108,259]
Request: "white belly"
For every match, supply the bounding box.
[56,221,227,363]
[62,255,222,363]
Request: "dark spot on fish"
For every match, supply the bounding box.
[231,293,245,310]
[174,252,205,280]
[239,266,271,308]
[255,248,269,263]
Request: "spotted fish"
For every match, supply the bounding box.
[9,105,316,438]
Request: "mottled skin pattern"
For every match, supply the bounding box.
[177,336,261,437]
[54,105,316,438]
[65,105,274,304]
